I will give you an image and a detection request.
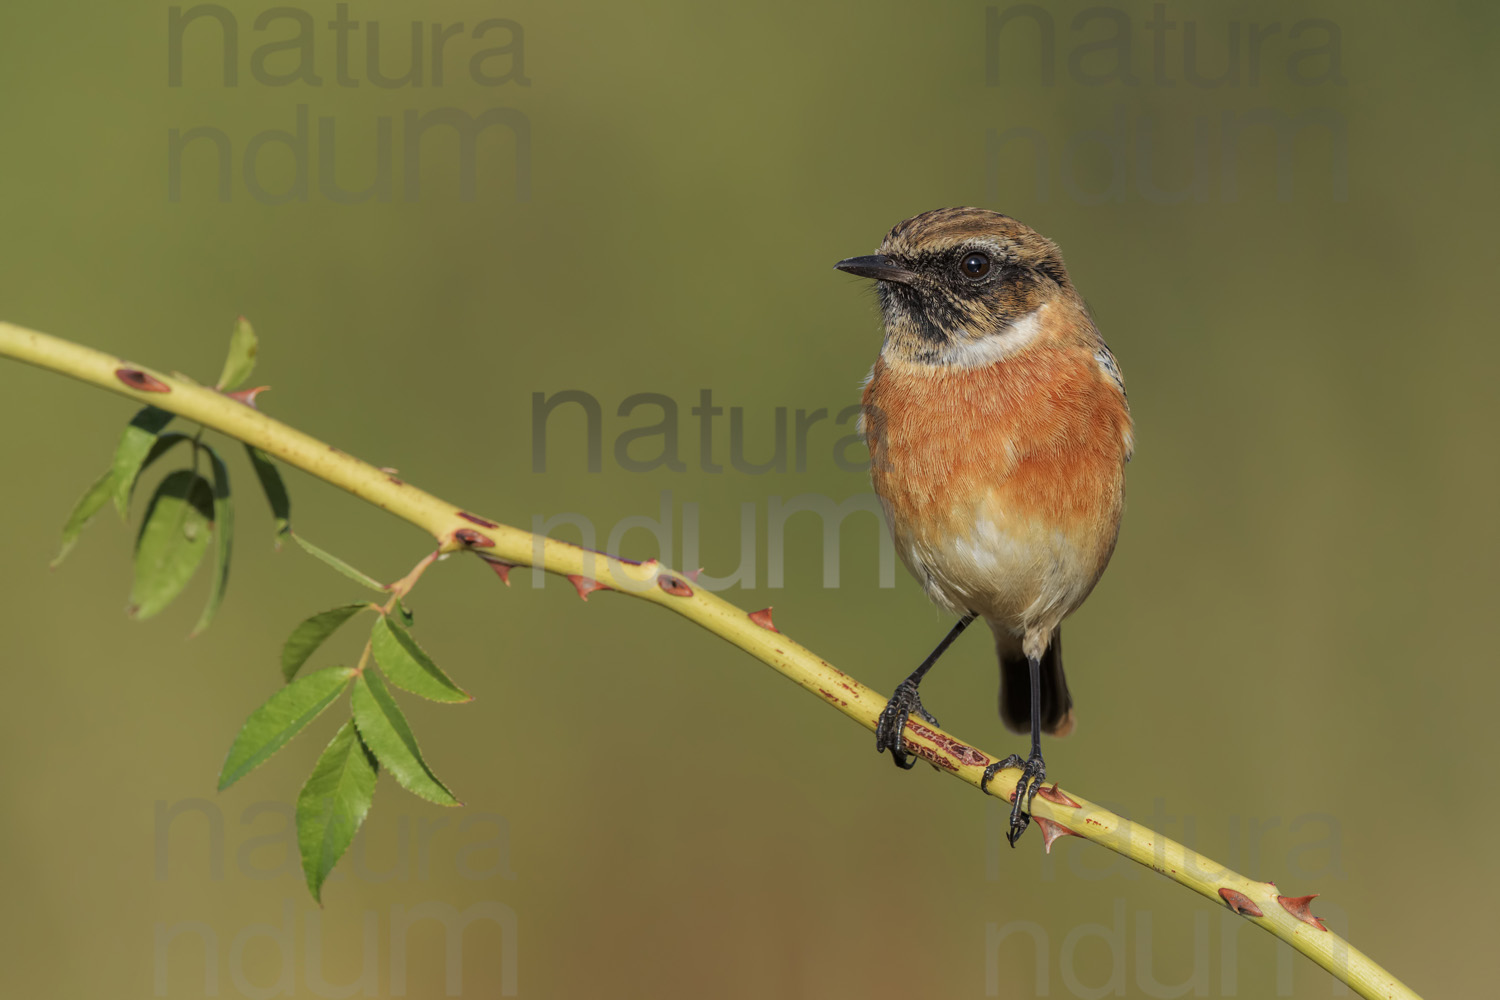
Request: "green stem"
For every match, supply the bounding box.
[0,320,1424,1000]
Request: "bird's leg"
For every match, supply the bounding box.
[876,613,976,768]
[980,653,1047,845]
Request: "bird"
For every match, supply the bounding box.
[834,207,1132,845]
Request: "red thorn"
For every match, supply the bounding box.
[657,575,693,597]
[453,528,494,548]
[1277,895,1327,931]
[115,368,170,393]
[228,385,270,407]
[749,607,779,632]
[479,555,513,586]
[686,568,702,581]
[1035,817,1076,853]
[568,575,611,600]
[640,558,658,567]
[1036,783,1081,808]
[457,511,499,529]
[1219,888,1264,917]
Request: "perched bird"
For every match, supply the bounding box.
[835,207,1132,844]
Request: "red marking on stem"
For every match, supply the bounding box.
[816,688,848,707]
[749,608,779,632]
[657,575,693,597]
[453,528,494,548]
[905,720,987,767]
[1084,817,1104,827]
[906,742,958,771]
[457,511,499,529]
[1036,784,1081,808]
[569,576,611,600]
[478,555,513,586]
[1219,889,1264,918]
[115,368,170,392]
[1277,895,1327,931]
[228,386,269,407]
[388,476,405,486]
[1035,817,1076,854]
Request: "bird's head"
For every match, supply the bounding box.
[836,207,1081,367]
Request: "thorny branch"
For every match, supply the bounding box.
[0,320,1423,1000]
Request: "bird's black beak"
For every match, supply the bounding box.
[834,254,917,285]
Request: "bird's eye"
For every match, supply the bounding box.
[961,252,991,278]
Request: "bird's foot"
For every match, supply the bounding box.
[981,750,1046,846]
[875,679,940,769]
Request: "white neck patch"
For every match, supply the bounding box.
[884,304,1046,369]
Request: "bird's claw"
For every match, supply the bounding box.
[981,750,1047,846]
[875,679,939,769]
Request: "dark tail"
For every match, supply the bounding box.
[997,627,1075,737]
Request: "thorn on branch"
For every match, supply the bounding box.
[1035,817,1077,854]
[453,528,495,549]
[749,608,778,632]
[686,568,702,581]
[115,368,170,393]
[569,575,611,600]
[1278,894,1327,931]
[1219,888,1264,917]
[228,385,269,407]
[1036,783,1081,808]
[478,554,513,586]
[657,575,693,597]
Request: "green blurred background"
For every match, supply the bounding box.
[1,1,1495,996]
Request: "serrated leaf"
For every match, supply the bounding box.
[282,604,370,682]
[128,470,215,620]
[292,533,386,592]
[218,666,354,790]
[216,316,258,391]
[244,445,291,540]
[111,406,175,518]
[297,719,377,903]
[371,615,470,703]
[53,469,116,567]
[350,670,459,806]
[190,445,234,637]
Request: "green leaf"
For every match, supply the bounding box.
[350,670,459,806]
[244,445,291,540]
[282,604,370,682]
[371,615,470,703]
[216,316,258,391]
[394,599,414,628]
[111,406,175,518]
[292,533,386,592]
[53,469,116,567]
[55,432,194,568]
[191,445,234,637]
[128,470,215,620]
[218,666,354,790]
[297,719,377,903]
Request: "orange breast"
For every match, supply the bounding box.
[863,347,1131,621]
